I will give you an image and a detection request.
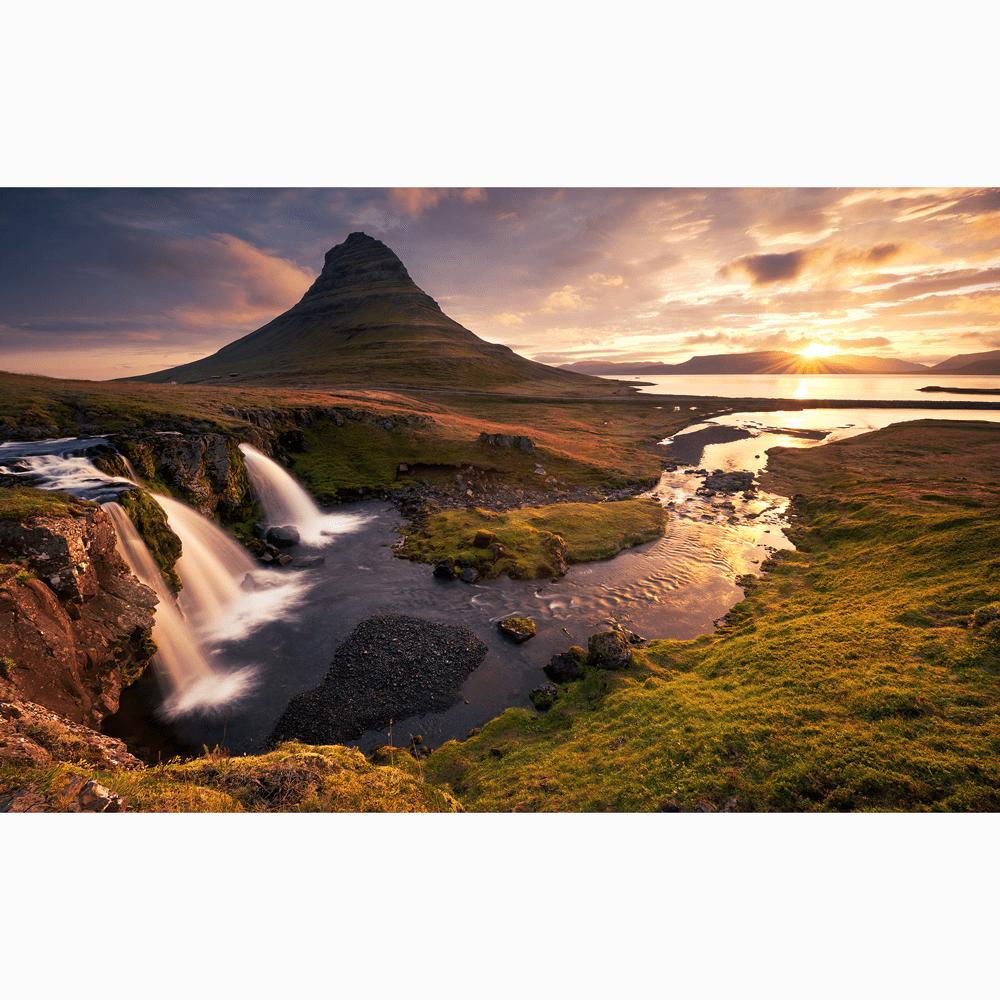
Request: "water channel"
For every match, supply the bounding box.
[4,403,999,759]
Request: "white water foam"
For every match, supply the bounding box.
[102,502,257,718]
[238,443,374,545]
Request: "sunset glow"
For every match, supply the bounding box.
[799,342,839,359]
[1,188,998,380]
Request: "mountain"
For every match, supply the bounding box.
[929,349,1000,375]
[561,351,932,376]
[824,353,930,373]
[130,233,612,394]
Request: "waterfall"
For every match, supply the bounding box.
[151,491,308,643]
[239,443,373,545]
[152,493,257,622]
[102,502,255,719]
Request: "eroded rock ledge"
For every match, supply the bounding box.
[0,498,158,727]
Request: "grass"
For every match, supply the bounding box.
[0,742,463,812]
[115,489,183,593]
[421,420,1000,811]
[0,485,95,521]
[398,500,667,580]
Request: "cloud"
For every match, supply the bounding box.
[831,336,894,350]
[588,273,627,288]
[388,188,488,218]
[492,312,525,326]
[718,249,819,286]
[541,285,592,313]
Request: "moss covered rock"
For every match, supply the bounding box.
[498,616,537,643]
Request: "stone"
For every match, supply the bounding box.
[473,529,496,548]
[459,567,480,583]
[529,683,558,711]
[433,557,457,580]
[276,554,293,566]
[291,555,325,568]
[588,630,633,670]
[544,647,587,683]
[498,616,537,643]
[265,525,300,547]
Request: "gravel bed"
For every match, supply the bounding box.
[267,614,488,748]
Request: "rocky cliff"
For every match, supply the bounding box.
[0,493,158,727]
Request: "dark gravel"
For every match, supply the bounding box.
[266,614,488,748]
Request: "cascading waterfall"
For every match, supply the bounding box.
[151,491,308,643]
[152,492,257,621]
[102,502,256,719]
[239,443,373,545]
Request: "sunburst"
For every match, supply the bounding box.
[799,342,837,359]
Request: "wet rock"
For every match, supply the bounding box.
[498,616,537,643]
[276,554,294,566]
[529,682,558,711]
[588,630,633,670]
[459,566,480,583]
[265,525,300,547]
[544,646,588,683]
[433,557,457,580]
[290,555,325,568]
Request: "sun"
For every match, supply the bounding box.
[799,341,838,358]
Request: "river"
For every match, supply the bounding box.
[5,400,1000,759]
[629,373,1000,402]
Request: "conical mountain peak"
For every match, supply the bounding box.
[133,234,608,393]
[287,231,443,321]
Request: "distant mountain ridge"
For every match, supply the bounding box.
[929,350,1000,375]
[129,233,612,394]
[560,351,931,376]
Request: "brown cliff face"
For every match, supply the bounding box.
[133,233,611,393]
[0,501,158,728]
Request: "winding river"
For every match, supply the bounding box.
[4,403,1000,758]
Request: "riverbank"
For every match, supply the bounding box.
[418,419,1000,811]
[4,385,999,810]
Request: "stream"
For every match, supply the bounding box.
[5,406,999,759]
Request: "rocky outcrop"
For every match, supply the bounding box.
[113,430,255,519]
[0,697,144,770]
[0,499,158,727]
[587,630,636,671]
[479,432,534,453]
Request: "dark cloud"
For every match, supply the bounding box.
[718,250,815,285]
[866,243,901,264]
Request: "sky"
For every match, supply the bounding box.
[2,186,998,380]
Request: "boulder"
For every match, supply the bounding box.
[498,616,537,643]
[433,557,457,580]
[265,525,300,547]
[588,630,633,670]
[544,646,588,683]
[473,529,496,548]
[529,683,558,711]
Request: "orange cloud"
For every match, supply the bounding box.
[588,273,627,288]
[388,188,487,218]
[542,286,592,313]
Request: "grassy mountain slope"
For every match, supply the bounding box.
[130,233,615,395]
